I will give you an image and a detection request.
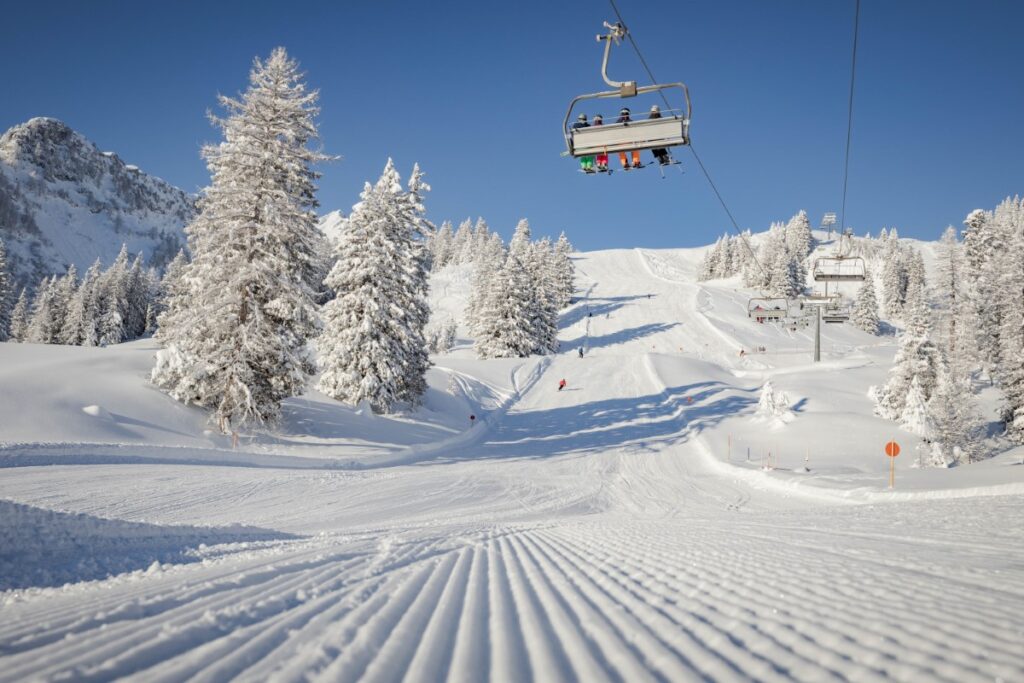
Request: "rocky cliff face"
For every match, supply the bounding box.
[0,118,195,286]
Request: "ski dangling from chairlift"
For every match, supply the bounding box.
[564,21,691,176]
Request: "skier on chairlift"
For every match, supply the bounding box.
[648,105,670,166]
[592,114,609,172]
[616,107,641,169]
[572,114,595,172]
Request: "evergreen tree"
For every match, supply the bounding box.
[61,259,102,346]
[526,237,559,354]
[473,252,537,358]
[873,294,943,420]
[26,276,59,344]
[881,231,907,317]
[153,47,327,429]
[8,288,29,342]
[432,220,454,269]
[553,232,574,307]
[318,160,429,411]
[850,270,879,334]
[785,210,814,260]
[395,162,433,404]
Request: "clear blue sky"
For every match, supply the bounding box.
[2,1,1021,250]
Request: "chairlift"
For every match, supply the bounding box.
[564,22,691,162]
[747,297,789,322]
[822,301,851,323]
[812,256,866,282]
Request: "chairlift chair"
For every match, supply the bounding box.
[564,22,691,162]
[822,301,851,323]
[812,256,866,282]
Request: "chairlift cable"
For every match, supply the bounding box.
[838,0,861,236]
[606,0,771,290]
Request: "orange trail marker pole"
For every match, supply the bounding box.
[884,440,900,489]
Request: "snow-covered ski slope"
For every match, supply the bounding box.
[1,247,1023,682]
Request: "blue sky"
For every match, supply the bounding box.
[2,1,1021,250]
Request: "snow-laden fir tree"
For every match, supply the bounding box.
[785,210,814,260]
[995,198,1024,441]
[473,251,537,358]
[60,259,103,346]
[850,269,880,334]
[880,230,907,317]
[553,232,575,307]
[526,237,559,354]
[153,47,327,429]
[902,248,926,312]
[873,291,943,420]
[8,288,29,342]
[430,220,454,269]
[396,162,433,403]
[317,159,430,411]
[928,363,983,464]
[0,238,11,341]
[465,231,507,338]
[26,276,59,344]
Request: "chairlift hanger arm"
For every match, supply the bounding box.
[597,21,637,95]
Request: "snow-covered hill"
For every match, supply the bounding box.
[0,118,195,286]
[1,241,1022,681]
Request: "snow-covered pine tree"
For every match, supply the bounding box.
[395,162,433,404]
[60,259,101,346]
[881,231,907,318]
[873,291,943,420]
[154,250,188,338]
[451,219,473,265]
[8,288,29,342]
[851,269,880,334]
[0,238,11,341]
[317,159,429,411]
[526,237,559,354]
[26,276,58,344]
[900,375,937,439]
[553,232,574,307]
[903,248,926,312]
[431,220,454,269]
[52,265,78,340]
[928,363,983,464]
[785,210,814,260]
[473,251,537,358]
[465,232,507,338]
[995,198,1024,441]
[153,47,327,429]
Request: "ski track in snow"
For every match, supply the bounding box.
[1,248,1023,681]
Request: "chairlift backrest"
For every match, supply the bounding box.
[812,256,866,282]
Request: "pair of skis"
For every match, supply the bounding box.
[579,159,683,178]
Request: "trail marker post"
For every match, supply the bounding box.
[885,440,900,488]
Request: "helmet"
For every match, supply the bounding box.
[620,107,630,114]
[593,114,603,120]
[650,105,660,113]
[577,113,587,121]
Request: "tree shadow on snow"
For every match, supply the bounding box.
[434,381,757,463]
[0,500,300,591]
[562,322,680,351]
[559,294,652,329]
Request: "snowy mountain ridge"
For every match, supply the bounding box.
[0,117,195,287]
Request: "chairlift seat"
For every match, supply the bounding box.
[812,257,866,282]
[570,117,689,157]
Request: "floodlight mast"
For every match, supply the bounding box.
[596,21,638,96]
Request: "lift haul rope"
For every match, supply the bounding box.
[606,0,771,288]
[839,0,860,235]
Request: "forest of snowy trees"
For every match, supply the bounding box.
[142,48,575,430]
[0,238,169,347]
[866,199,1024,466]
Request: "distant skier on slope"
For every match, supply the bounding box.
[578,347,584,358]
[558,378,567,391]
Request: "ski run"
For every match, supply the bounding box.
[2,242,1023,682]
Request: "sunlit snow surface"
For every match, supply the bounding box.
[1,245,1022,682]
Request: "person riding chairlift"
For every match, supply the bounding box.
[592,114,608,171]
[572,114,594,172]
[616,107,641,169]
[648,105,670,166]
